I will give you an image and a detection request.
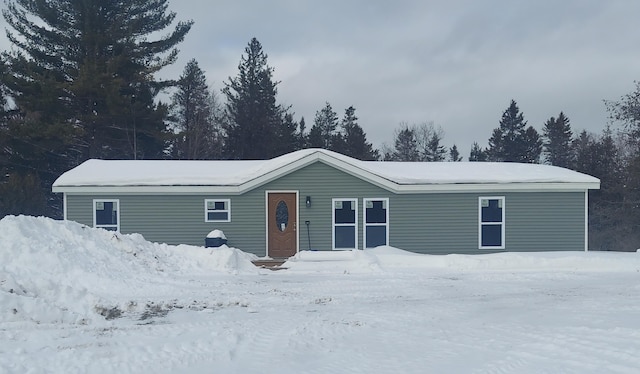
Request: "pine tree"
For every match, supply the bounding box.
[391,124,420,161]
[170,59,216,159]
[308,102,339,150]
[336,106,378,160]
[523,126,543,163]
[3,0,192,160]
[223,38,289,159]
[572,128,626,250]
[449,145,463,161]
[487,100,541,163]
[1,0,192,217]
[543,112,574,168]
[423,131,447,161]
[274,113,300,156]
[469,142,487,161]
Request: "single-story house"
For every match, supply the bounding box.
[52,148,600,257]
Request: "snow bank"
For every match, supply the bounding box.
[0,216,258,325]
[285,246,640,273]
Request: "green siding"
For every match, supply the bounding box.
[65,160,587,256]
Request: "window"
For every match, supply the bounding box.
[364,198,389,248]
[332,198,358,250]
[479,197,505,249]
[205,199,231,222]
[94,199,119,231]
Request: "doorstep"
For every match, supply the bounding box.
[252,259,287,270]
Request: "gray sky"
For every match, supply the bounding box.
[4,1,640,157]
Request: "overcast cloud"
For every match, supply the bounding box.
[3,1,640,157]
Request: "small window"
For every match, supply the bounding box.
[94,199,119,231]
[332,198,358,250]
[364,198,389,248]
[479,197,505,249]
[205,199,231,222]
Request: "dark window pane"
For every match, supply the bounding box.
[96,202,117,225]
[481,224,502,247]
[366,226,387,247]
[214,201,226,210]
[481,199,502,223]
[366,201,386,223]
[335,201,355,224]
[276,200,289,231]
[208,211,228,221]
[335,226,355,248]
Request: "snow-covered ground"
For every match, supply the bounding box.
[2,216,640,373]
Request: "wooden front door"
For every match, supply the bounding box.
[267,192,297,258]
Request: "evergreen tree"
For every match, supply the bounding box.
[274,113,300,156]
[415,122,446,161]
[3,0,191,160]
[449,145,463,161]
[223,38,289,159]
[572,128,625,250]
[390,124,420,161]
[543,112,574,168]
[297,117,308,149]
[1,0,192,217]
[169,59,216,159]
[423,131,447,161]
[308,102,339,150]
[336,106,378,160]
[487,100,541,163]
[523,126,543,163]
[469,142,488,161]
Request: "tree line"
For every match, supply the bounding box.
[0,0,638,250]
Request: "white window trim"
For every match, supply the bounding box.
[204,199,231,223]
[478,196,505,250]
[93,199,120,232]
[332,198,358,250]
[363,198,389,248]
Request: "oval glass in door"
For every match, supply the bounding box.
[276,200,289,231]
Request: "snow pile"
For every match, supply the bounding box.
[284,249,382,273]
[0,216,258,325]
[285,246,640,273]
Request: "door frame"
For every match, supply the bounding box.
[265,190,299,258]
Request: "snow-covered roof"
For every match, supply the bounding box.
[52,148,600,194]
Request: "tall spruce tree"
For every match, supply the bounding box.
[487,100,542,163]
[1,0,192,217]
[543,112,573,167]
[308,102,339,150]
[335,106,378,160]
[223,38,290,159]
[170,59,216,159]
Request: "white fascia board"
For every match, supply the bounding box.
[52,178,599,196]
[392,182,600,194]
[51,185,246,195]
